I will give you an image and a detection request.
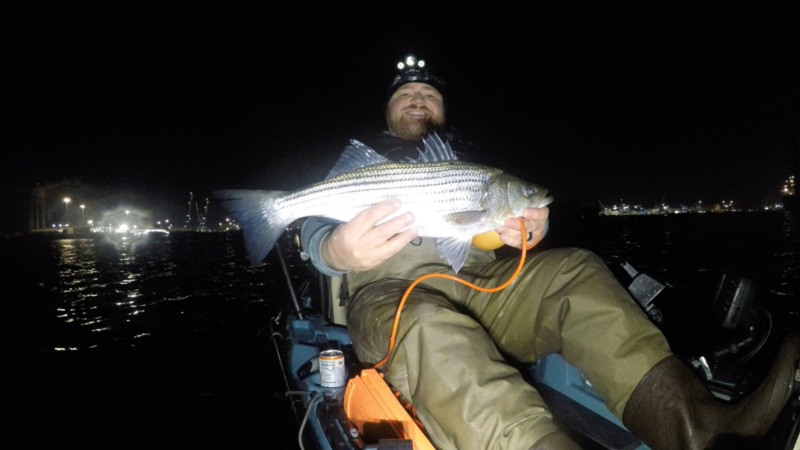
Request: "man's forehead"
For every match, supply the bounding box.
[394,82,443,95]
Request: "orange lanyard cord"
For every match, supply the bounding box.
[373,218,540,369]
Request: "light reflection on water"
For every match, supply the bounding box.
[580,211,800,301]
[4,214,800,448]
[37,232,282,352]
[2,229,306,449]
[26,212,800,354]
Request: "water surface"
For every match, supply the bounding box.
[3,211,799,448]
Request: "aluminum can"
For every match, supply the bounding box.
[319,349,346,387]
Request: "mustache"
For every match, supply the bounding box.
[402,105,432,113]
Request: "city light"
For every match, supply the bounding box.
[783,176,795,196]
[597,195,778,215]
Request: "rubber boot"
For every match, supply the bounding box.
[622,332,800,450]
[530,430,582,449]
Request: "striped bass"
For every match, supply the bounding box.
[215,132,553,272]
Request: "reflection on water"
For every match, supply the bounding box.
[9,212,800,355]
[1,231,303,448]
[30,232,285,353]
[3,213,800,448]
[578,211,799,299]
[779,212,800,293]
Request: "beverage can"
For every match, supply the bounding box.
[319,349,345,387]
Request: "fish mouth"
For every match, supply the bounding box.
[532,189,553,208]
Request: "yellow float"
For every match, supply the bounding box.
[471,230,505,250]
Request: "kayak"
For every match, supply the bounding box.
[268,224,800,450]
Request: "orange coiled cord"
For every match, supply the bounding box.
[373,219,540,369]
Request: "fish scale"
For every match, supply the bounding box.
[276,164,492,224]
[276,168,486,225]
[215,132,552,272]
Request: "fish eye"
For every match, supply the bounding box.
[523,185,536,197]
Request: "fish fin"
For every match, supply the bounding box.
[325,140,392,179]
[213,189,291,267]
[436,237,472,274]
[409,131,458,163]
[443,210,488,225]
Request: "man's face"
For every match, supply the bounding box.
[385,82,445,140]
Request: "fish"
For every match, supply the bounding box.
[214,132,553,273]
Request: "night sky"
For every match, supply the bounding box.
[3,5,799,233]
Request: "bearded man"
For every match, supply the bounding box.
[301,55,800,450]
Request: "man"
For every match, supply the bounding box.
[301,55,799,450]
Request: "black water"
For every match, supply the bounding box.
[3,211,800,449]
[2,232,296,449]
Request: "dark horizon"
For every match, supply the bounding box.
[3,6,800,233]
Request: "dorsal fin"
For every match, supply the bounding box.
[408,131,458,163]
[325,140,392,179]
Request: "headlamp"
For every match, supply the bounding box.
[389,53,445,96]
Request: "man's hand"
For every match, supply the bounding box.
[495,207,549,250]
[321,199,418,272]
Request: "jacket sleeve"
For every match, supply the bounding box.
[300,217,349,277]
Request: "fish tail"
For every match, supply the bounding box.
[213,189,291,267]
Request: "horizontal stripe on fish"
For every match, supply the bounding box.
[215,132,552,272]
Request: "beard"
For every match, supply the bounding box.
[386,106,446,141]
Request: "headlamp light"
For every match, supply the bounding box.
[388,53,445,96]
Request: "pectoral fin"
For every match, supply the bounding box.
[443,210,488,225]
[436,237,472,274]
